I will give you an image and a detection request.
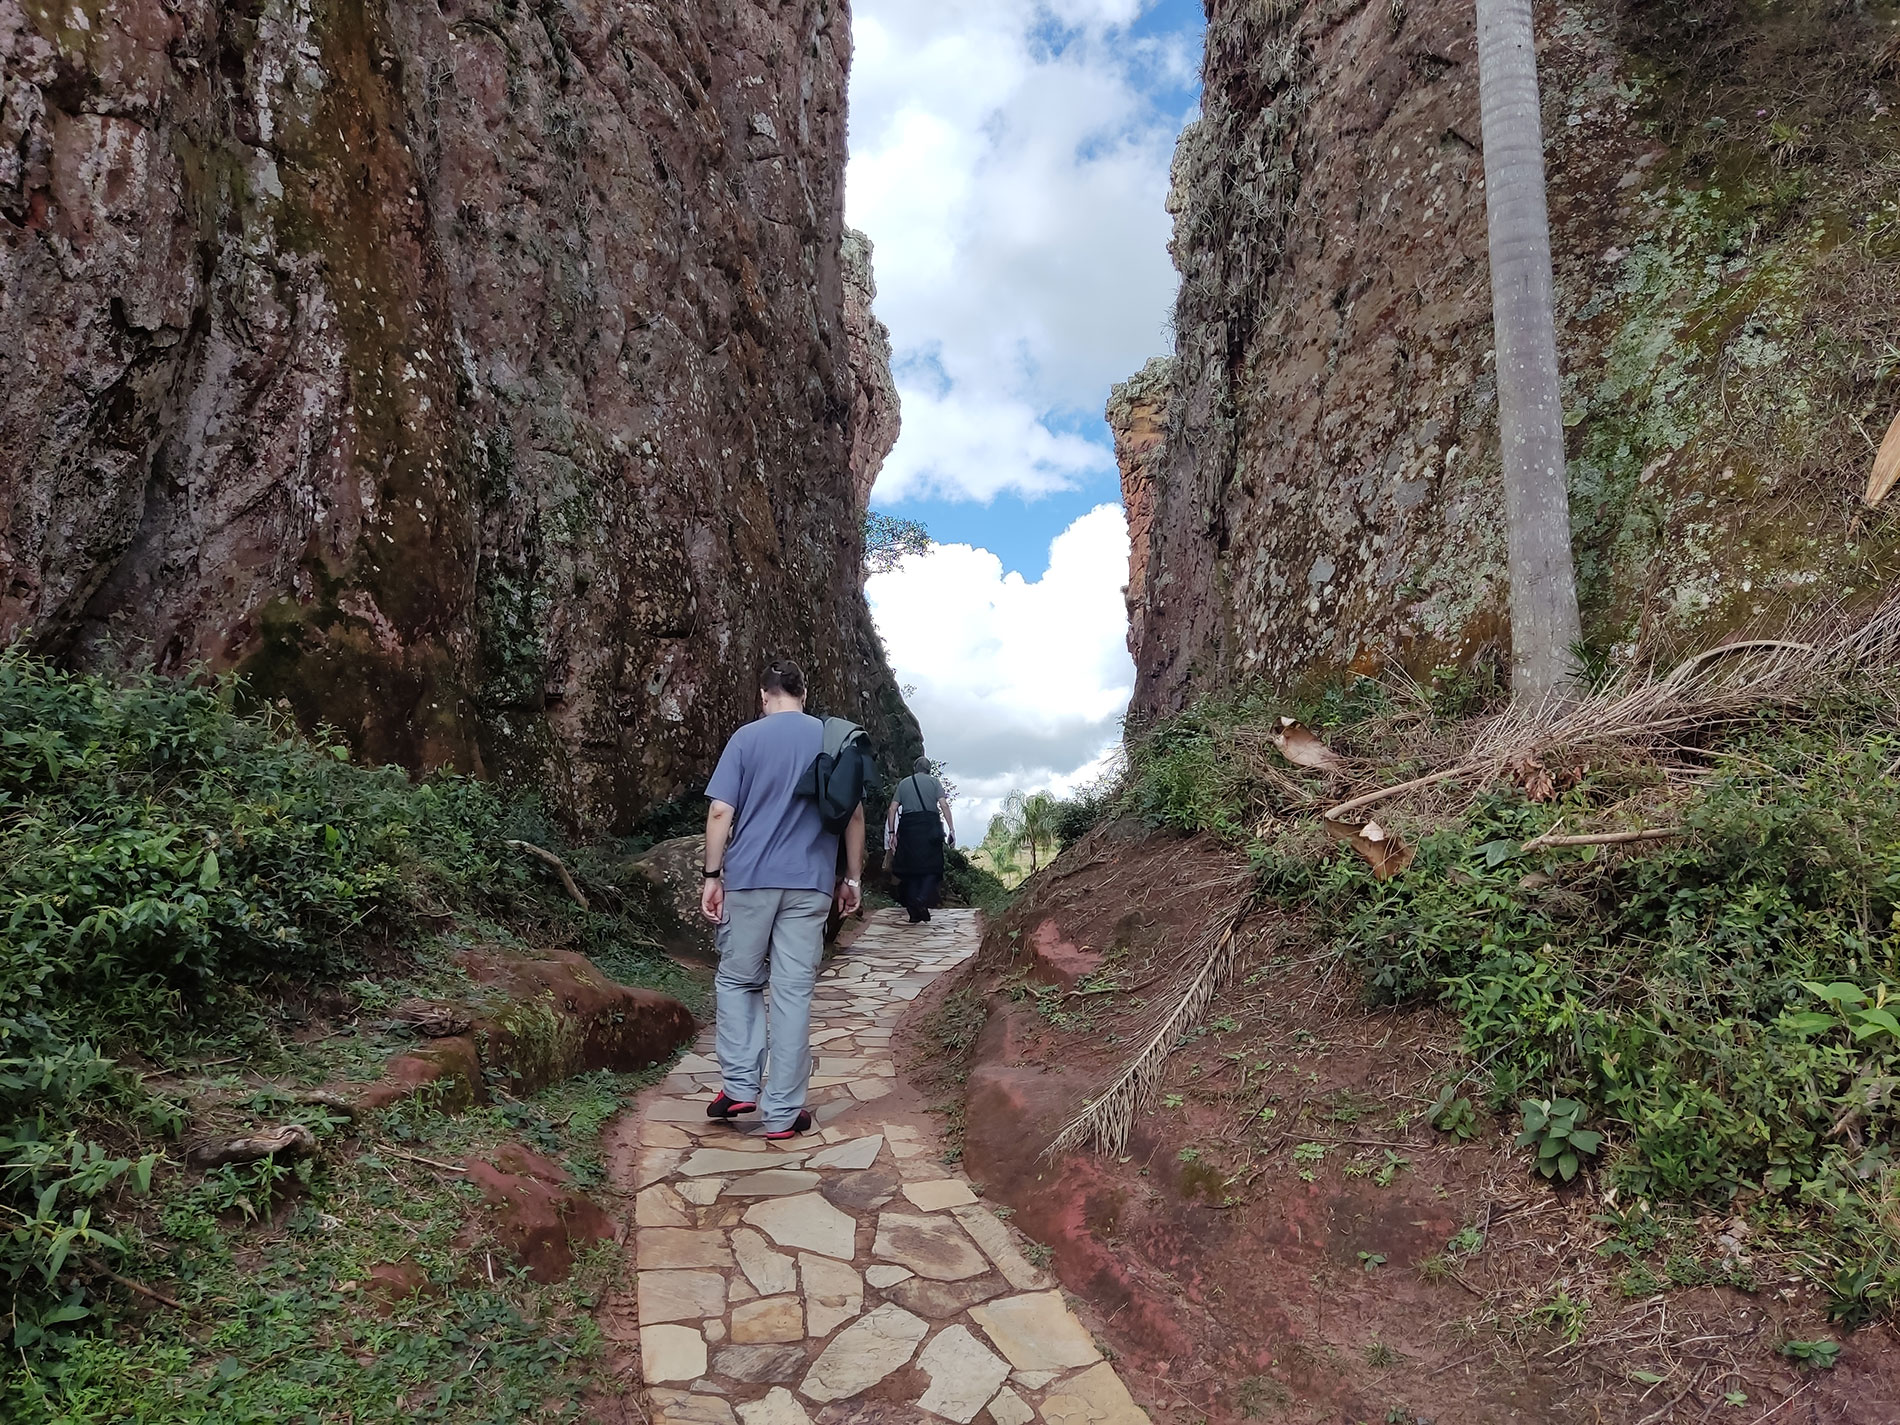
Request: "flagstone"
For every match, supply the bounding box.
[807,1135,883,1171]
[744,1192,857,1260]
[819,1167,902,1215]
[640,1147,685,1187]
[967,1293,1101,1372]
[950,1204,1050,1291]
[641,1322,708,1383]
[873,1210,988,1280]
[638,1228,734,1270]
[800,1252,863,1336]
[1037,1363,1147,1425]
[723,1168,821,1197]
[732,1295,804,1343]
[732,1226,798,1296]
[637,1183,693,1227]
[902,1178,978,1211]
[713,1342,809,1383]
[683,1147,804,1176]
[799,1303,929,1403]
[625,909,1147,1425]
[648,1388,738,1425]
[915,1323,1012,1424]
[649,1099,723,1123]
[736,1387,813,1425]
[884,1274,1007,1319]
[637,1269,727,1322]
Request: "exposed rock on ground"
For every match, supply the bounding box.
[353,945,695,1111]
[0,0,919,827]
[1118,0,1900,715]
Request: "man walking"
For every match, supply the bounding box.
[885,756,954,923]
[700,660,865,1139]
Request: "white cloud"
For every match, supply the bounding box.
[875,383,1111,504]
[867,504,1135,831]
[848,1,1192,503]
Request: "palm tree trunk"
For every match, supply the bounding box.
[1476,0,1582,698]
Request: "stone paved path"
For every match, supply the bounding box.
[628,907,1147,1425]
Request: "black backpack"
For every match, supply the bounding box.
[796,717,874,833]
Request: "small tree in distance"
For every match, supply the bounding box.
[996,789,1061,875]
[864,513,932,575]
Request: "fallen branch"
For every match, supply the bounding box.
[88,1261,187,1312]
[1519,827,1684,853]
[1046,892,1264,1158]
[1322,765,1474,823]
[186,1123,318,1170]
[504,839,590,911]
[379,1148,466,1173]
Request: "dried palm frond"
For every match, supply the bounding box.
[1046,891,1265,1158]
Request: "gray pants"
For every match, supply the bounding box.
[714,888,832,1131]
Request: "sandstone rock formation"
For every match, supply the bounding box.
[1120,0,1900,718]
[842,226,900,512]
[1105,356,1173,682]
[0,0,920,827]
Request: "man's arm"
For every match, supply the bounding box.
[701,800,734,922]
[839,804,866,914]
[938,797,955,846]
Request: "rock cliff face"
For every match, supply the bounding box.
[1118,0,1900,719]
[0,0,919,827]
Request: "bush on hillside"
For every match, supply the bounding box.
[0,651,664,1359]
[1131,681,1900,1322]
[942,846,1011,915]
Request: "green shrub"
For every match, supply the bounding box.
[943,846,1011,915]
[0,651,672,1362]
[1138,682,1900,1318]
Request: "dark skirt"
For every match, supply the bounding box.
[891,809,945,879]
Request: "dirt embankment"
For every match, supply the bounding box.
[910,821,1900,1424]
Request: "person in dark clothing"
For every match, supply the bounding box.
[885,756,954,923]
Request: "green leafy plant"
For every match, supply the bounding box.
[1780,1338,1841,1369]
[1429,1085,1479,1140]
[1516,1098,1604,1182]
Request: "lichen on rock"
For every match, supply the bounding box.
[1118,0,1900,715]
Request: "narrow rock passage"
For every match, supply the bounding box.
[618,907,1145,1424]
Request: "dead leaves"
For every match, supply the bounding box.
[1322,816,1416,880]
[1271,717,1344,773]
[1506,753,1582,803]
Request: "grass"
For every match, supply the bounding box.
[0,653,692,1411]
[13,1069,658,1424]
[1115,649,1900,1324]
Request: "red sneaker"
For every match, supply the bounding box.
[707,1091,757,1120]
[761,1110,814,1140]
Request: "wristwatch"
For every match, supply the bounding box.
[702,868,722,879]
[844,878,861,890]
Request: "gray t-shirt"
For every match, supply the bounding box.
[895,773,945,815]
[705,711,838,894]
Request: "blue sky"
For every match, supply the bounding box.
[847,0,1206,823]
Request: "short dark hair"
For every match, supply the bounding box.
[762,659,807,698]
[913,756,933,774]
